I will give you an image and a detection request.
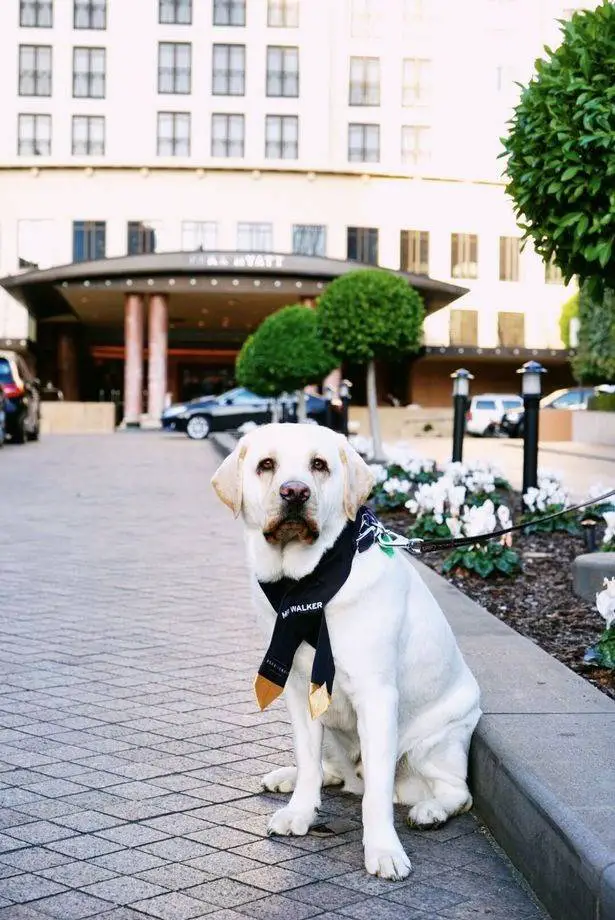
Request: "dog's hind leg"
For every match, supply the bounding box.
[403,733,473,829]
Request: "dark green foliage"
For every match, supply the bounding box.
[588,393,615,412]
[316,269,424,363]
[407,515,451,541]
[572,285,615,382]
[501,1,615,288]
[584,626,615,669]
[520,507,581,535]
[235,304,337,397]
[442,543,522,578]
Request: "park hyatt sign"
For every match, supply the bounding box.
[186,252,286,270]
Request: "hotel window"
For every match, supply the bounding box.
[19,45,52,96]
[211,113,244,157]
[127,221,158,256]
[213,0,246,26]
[74,0,106,29]
[449,310,478,347]
[18,114,51,155]
[73,47,105,98]
[159,0,192,24]
[72,115,104,155]
[499,236,520,281]
[157,112,191,155]
[268,0,299,27]
[158,42,191,94]
[212,44,245,95]
[545,256,564,284]
[237,222,273,251]
[451,233,478,279]
[347,227,378,265]
[348,123,379,163]
[293,224,326,257]
[401,125,430,166]
[73,220,106,262]
[266,46,299,97]
[351,0,381,38]
[402,58,430,106]
[20,1,53,27]
[265,114,298,159]
[403,0,424,22]
[400,230,429,275]
[349,57,380,106]
[181,221,218,251]
[18,219,55,270]
[498,312,525,348]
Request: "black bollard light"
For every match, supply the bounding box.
[451,369,473,463]
[339,379,352,437]
[324,385,334,429]
[581,518,598,553]
[517,360,547,496]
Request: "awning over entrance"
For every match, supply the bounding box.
[0,250,467,329]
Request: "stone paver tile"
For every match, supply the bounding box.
[184,852,262,879]
[141,838,218,862]
[28,890,115,919]
[38,860,119,888]
[285,879,365,910]
[0,907,50,920]
[0,873,67,903]
[91,848,167,875]
[234,866,312,893]
[438,899,546,920]
[277,853,350,880]
[144,815,213,837]
[185,827,258,850]
[188,879,267,908]
[342,898,436,920]
[198,912,248,920]
[97,823,169,848]
[0,833,27,855]
[17,800,82,821]
[232,893,322,920]
[0,847,70,872]
[137,864,216,891]
[131,892,217,919]
[230,839,302,863]
[0,809,35,830]
[51,810,123,833]
[81,876,168,905]
[7,821,76,845]
[47,833,122,859]
[382,879,468,913]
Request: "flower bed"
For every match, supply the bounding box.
[352,438,615,700]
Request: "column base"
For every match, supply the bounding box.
[120,419,142,430]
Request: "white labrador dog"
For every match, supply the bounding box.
[212,423,481,880]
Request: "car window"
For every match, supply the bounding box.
[0,359,13,382]
[231,391,262,405]
[550,392,580,408]
[474,399,497,410]
[502,399,523,410]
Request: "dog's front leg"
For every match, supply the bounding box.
[356,685,412,880]
[267,680,323,837]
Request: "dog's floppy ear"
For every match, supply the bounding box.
[211,441,247,518]
[339,440,375,521]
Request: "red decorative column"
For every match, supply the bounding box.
[123,293,144,427]
[147,293,168,424]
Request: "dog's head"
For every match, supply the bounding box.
[211,424,374,576]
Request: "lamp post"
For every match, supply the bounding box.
[517,360,547,496]
[323,385,334,429]
[451,369,473,463]
[339,379,352,438]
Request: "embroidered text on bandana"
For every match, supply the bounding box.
[255,506,385,719]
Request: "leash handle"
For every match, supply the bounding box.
[380,486,615,557]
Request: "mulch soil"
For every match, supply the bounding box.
[379,508,615,701]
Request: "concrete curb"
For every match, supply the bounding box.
[210,432,615,920]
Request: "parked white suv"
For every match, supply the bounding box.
[465,393,523,436]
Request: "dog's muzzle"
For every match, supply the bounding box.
[263,480,319,545]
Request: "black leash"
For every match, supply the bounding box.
[369,487,615,557]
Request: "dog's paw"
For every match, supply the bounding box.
[407,799,450,828]
[262,767,297,794]
[267,805,316,837]
[364,840,412,881]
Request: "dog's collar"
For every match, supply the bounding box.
[254,506,389,719]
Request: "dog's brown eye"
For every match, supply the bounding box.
[311,457,329,473]
[257,458,275,474]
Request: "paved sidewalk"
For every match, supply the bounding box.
[0,435,548,919]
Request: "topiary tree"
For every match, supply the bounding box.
[235,304,337,420]
[317,269,424,460]
[573,284,615,383]
[502,1,615,292]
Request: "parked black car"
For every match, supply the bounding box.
[0,350,41,443]
[0,386,6,448]
[499,387,598,438]
[162,387,341,440]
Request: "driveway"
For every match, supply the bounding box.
[0,434,548,919]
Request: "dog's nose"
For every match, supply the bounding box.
[279,480,311,505]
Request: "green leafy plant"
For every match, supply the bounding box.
[442,542,522,578]
[235,304,337,400]
[588,392,615,412]
[584,578,615,669]
[559,292,579,348]
[317,270,424,461]
[407,514,451,541]
[520,508,581,535]
[501,1,615,291]
[571,284,615,383]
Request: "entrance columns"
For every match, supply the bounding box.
[147,293,168,424]
[57,326,79,401]
[123,293,144,427]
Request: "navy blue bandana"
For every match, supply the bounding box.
[255,507,385,718]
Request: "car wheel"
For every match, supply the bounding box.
[186,415,210,440]
[26,426,40,442]
[12,417,27,444]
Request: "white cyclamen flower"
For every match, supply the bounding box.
[462,500,497,538]
[603,512,615,546]
[446,516,463,539]
[596,577,615,629]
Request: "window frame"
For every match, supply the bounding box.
[181,221,218,251]
[126,221,158,256]
[347,226,379,265]
[72,46,106,99]
[237,222,274,252]
[20,0,53,28]
[399,229,429,275]
[266,45,299,97]
[348,122,380,163]
[158,42,192,95]
[292,224,327,257]
[450,232,479,279]
[73,0,106,30]
[265,114,298,159]
[402,57,430,107]
[18,44,52,97]
[17,113,51,156]
[212,43,246,96]
[72,219,106,262]
[71,114,105,155]
[211,112,245,157]
[499,235,521,282]
[213,0,246,26]
[348,56,380,106]
[158,0,192,24]
[401,124,430,167]
[267,0,299,27]
[156,111,191,156]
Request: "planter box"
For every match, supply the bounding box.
[349,406,453,440]
[40,402,116,434]
[573,410,615,446]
